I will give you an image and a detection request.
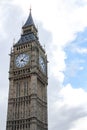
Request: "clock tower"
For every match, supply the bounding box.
[6,10,48,130]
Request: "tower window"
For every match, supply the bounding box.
[24,81,28,96]
[16,82,20,97]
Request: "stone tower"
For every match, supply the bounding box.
[6,10,48,130]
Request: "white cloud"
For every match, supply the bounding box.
[0,96,8,130]
[48,84,87,130]
[75,47,87,54]
[70,117,87,130]
[59,84,87,107]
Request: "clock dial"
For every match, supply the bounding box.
[15,53,29,68]
[39,56,46,73]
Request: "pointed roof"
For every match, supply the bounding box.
[22,9,35,28]
[14,33,37,46]
[14,9,38,47]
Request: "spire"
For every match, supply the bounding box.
[14,9,38,47]
[22,8,35,28]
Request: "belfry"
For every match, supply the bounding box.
[6,10,48,130]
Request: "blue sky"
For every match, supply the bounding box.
[64,28,87,91]
[0,0,87,130]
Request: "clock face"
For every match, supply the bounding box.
[15,53,29,68]
[39,56,46,73]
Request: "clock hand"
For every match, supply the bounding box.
[21,58,27,63]
[22,55,27,60]
[21,56,26,61]
[20,59,24,62]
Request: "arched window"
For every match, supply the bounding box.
[16,82,20,97]
[24,81,28,96]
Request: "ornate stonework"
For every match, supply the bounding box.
[6,10,48,130]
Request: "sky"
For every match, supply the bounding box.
[0,0,87,130]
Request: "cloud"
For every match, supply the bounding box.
[67,45,87,55]
[0,96,8,130]
[74,47,87,54]
[48,84,87,130]
[70,117,87,130]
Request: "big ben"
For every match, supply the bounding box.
[6,9,48,130]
